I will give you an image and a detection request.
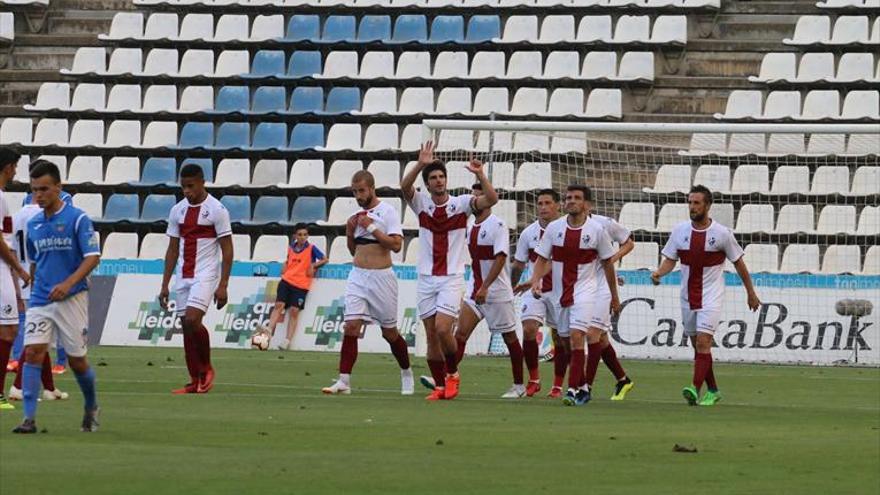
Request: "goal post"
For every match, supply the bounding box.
[418,119,879,366]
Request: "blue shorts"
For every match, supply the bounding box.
[276,280,308,310]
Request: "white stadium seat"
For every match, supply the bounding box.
[73,193,104,219]
[436,88,473,115]
[499,16,538,43]
[212,159,251,187]
[743,244,778,273]
[816,205,856,234]
[584,89,622,119]
[514,162,552,190]
[139,233,170,259]
[730,165,769,193]
[323,160,364,188]
[822,245,862,274]
[758,91,800,121]
[656,203,688,231]
[432,51,468,79]
[283,160,325,188]
[321,197,359,226]
[250,160,288,188]
[693,165,730,193]
[504,51,542,80]
[775,204,814,234]
[329,236,353,263]
[620,242,658,270]
[831,53,874,83]
[771,166,810,194]
[620,202,656,231]
[174,14,214,41]
[232,234,252,261]
[829,15,869,45]
[102,84,139,113]
[102,233,139,259]
[252,235,288,262]
[864,246,880,274]
[542,51,580,79]
[850,167,880,196]
[810,165,849,194]
[838,90,880,120]
[24,83,70,111]
[614,15,650,43]
[735,204,774,233]
[715,90,762,120]
[646,165,690,193]
[67,156,104,184]
[780,244,820,273]
[104,157,140,184]
[783,15,831,45]
[794,52,835,82]
[748,53,796,83]
[577,16,612,43]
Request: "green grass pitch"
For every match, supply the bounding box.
[1,347,878,495]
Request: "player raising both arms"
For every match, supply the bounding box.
[651,185,760,407]
[159,164,233,395]
[512,189,564,398]
[322,170,414,395]
[528,185,621,407]
[402,141,498,401]
[453,183,525,399]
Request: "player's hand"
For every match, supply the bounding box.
[357,214,374,229]
[466,155,484,176]
[610,296,622,316]
[530,279,543,299]
[307,265,316,278]
[650,271,661,286]
[16,267,31,288]
[214,285,228,310]
[513,282,532,295]
[158,286,170,310]
[474,287,488,305]
[747,291,761,312]
[417,140,435,167]
[48,281,72,302]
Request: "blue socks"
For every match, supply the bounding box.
[11,315,24,358]
[74,367,97,411]
[22,363,41,420]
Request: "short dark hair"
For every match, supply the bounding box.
[566,184,592,201]
[0,148,21,172]
[29,159,61,184]
[421,159,446,185]
[179,163,204,180]
[293,222,309,233]
[689,184,713,205]
[537,189,560,202]
[351,169,375,188]
[471,182,482,191]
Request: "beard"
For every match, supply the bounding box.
[356,195,373,208]
[690,211,706,222]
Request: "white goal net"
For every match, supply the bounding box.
[420,120,879,366]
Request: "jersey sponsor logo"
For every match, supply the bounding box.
[33,236,74,251]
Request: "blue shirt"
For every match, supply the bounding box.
[26,203,100,307]
[23,191,72,207]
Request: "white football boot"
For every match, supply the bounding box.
[401,369,414,395]
[501,384,526,399]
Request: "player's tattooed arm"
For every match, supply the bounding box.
[159,236,180,310]
[401,140,434,203]
[733,257,761,311]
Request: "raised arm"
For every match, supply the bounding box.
[733,257,761,311]
[401,140,434,203]
[468,157,499,212]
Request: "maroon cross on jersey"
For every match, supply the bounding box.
[677,230,726,310]
[551,228,597,307]
[180,206,217,278]
[468,223,497,299]
[419,204,468,276]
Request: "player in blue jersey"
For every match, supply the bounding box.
[12,160,102,434]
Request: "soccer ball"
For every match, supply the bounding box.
[251,332,270,351]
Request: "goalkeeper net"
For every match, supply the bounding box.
[420,120,879,366]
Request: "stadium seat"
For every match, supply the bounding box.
[511,162,551,191]
[475,130,512,152]
[212,50,249,78]
[321,124,362,151]
[780,244,820,273]
[617,52,655,81]
[174,14,213,41]
[289,124,325,150]
[844,133,880,155]
[646,165,690,193]
[396,87,433,115]
[322,15,356,43]
[499,16,538,43]
[182,158,213,183]
[805,133,846,154]
[0,118,32,145]
[816,205,856,234]
[138,85,177,113]
[775,204,814,234]
[309,236,327,256]
[390,15,428,43]
[211,86,249,114]
[399,125,422,152]
[512,132,549,153]
[67,157,103,184]
[286,15,320,41]
[539,15,575,43]
[102,233,139,259]
[495,200,518,229]
[743,244,778,273]
[232,234,252,261]
[655,203,688,231]
[291,196,327,223]
[585,89,622,119]
[429,15,464,43]
[282,159,324,188]
[726,133,766,155]
[620,202,656,231]
[839,90,879,120]
[176,86,213,114]
[138,158,176,185]
[711,204,735,229]
[403,240,419,264]
[143,13,177,40]
[141,122,178,149]
[140,194,176,222]
[367,161,400,188]
[577,16,612,42]
[103,194,140,222]
[220,195,251,223]
[614,15,650,43]
[465,15,501,43]
[851,167,880,196]
[363,124,399,151]
[505,51,542,79]
[832,53,875,83]
[693,165,730,193]
[101,84,137,112]
[287,87,323,114]
[138,49,178,77]
[329,236,353,263]
[250,87,286,114]
[0,13,14,42]
[651,15,687,44]
[468,51,505,79]
[73,193,103,220]
[323,160,363,188]
[770,166,809,194]
[250,160,287,187]
[213,15,249,42]
[735,204,774,233]
[796,90,840,120]
[794,52,835,82]
[323,87,361,114]
[24,83,70,111]
[359,15,391,42]
[748,53,796,83]
[757,91,800,121]
[211,122,250,150]
[829,15,870,44]
[541,51,580,79]
[822,245,862,274]
[509,88,547,116]
[246,50,285,78]
[61,48,106,76]
[103,157,139,185]
[433,51,469,78]
[357,52,393,79]
[103,120,141,148]
[321,197,359,226]
[252,235,288,262]
[139,233,169,260]
[730,165,770,194]
[865,245,880,274]
[766,133,806,155]
[811,165,849,194]
[620,242,659,270]
[287,51,321,78]
[395,52,431,79]
[442,162,474,190]
[212,159,251,186]
[247,196,289,225]
[66,120,103,148]
[31,119,68,146]
[783,15,831,45]
[715,90,762,120]
[468,88,505,115]
[177,122,212,149]
[250,123,288,151]
[547,89,585,117]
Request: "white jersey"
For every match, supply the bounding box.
[534,216,616,308]
[11,204,42,299]
[466,213,513,303]
[590,213,632,297]
[406,190,474,277]
[352,200,403,244]
[514,220,554,293]
[0,189,12,248]
[661,219,744,311]
[166,194,232,281]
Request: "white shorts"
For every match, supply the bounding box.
[464,299,517,334]
[417,274,465,319]
[555,300,611,338]
[174,277,218,315]
[23,291,89,357]
[0,262,19,326]
[520,292,558,328]
[344,266,398,328]
[682,306,722,336]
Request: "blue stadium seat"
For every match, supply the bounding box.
[358,16,391,42]
[249,123,287,150]
[391,15,428,43]
[137,158,176,185]
[220,195,251,223]
[211,86,249,114]
[247,196,289,225]
[177,122,213,149]
[286,51,322,78]
[140,194,177,223]
[322,87,360,114]
[286,15,320,42]
[212,122,250,150]
[291,196,327,224]
[181,158,213,183]
[244,50,285,78]
[465,15,501,43]
[288,123,325,150]
[250,86,286,114]
[429,16,464,44]
[103,194,139,222]
[288,87,323,114]
[322,16,356,43]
